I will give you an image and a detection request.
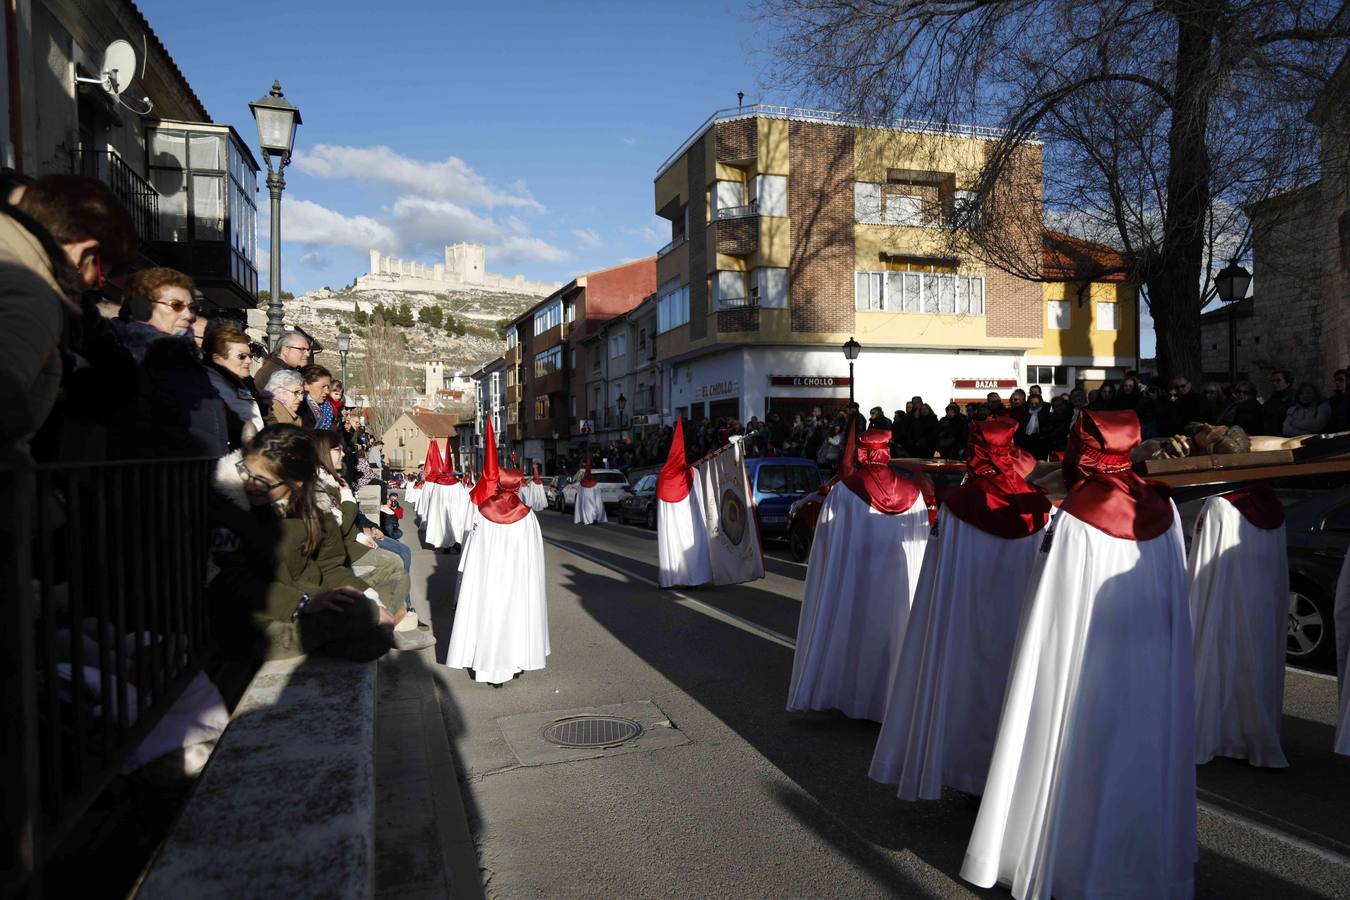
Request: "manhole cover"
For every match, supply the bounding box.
[541,715,643,749]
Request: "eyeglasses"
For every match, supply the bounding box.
[283,344,310,353]
[152,297,201,314]
[236,460,285,492]
[271,386,298,397]
[224,351,251,362]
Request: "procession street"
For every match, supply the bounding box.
[403,509,1350,899]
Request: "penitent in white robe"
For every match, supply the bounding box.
[657,481,713,588]
[526,481,549,512]
[1335,555,1350,756]
[422,482,451,547]
[787,486,928,722]
[574,484,608,525]
[962,509,1196,900]
[870,510,1044,799]
[442,481,472,546]
[1188,495,1289,767]
[445,510,550,684]
[413,481,432,522]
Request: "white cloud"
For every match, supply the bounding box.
[284,198,396,251]
[295,144,543,211]
[494,235,569,266]
[298,251,329,268]
[390,196,504,247]
[622,137,637,146]
[622,223,661,244]
[573,228,603,249]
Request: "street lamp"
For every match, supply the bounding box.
[617,392,627,436]
[1213,259,1252,385]
[842,336,862,406]
[336,332,350,389]
[249,80,302,351]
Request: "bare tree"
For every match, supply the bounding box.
[360,312,415,438]
[758,0,1348,379]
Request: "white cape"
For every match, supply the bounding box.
[422,482,450,547]
[1188,495,1288,767]
[1335,554,1350,756]
[445,510,549,684]
[443,482,472,546]
[962,509,1196,900]
[871,509,1044,799]
[657,483,713,588]
[574,484,607,524]
[787,486,928,721]
[413,480,432,521]
[528,481,549,511]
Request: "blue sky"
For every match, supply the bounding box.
[140,0,775,293]
[141,0,1159,356]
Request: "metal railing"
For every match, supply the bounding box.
[70,149,161,244]
[715,201,758,221]
[716,295,758,310]
[657,234,686,257]
[3,454,213,893]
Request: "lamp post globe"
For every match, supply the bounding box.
[842,336,862,405]
[336,332,351,388]
[1213,260,1251,386]
[249,80,302,351]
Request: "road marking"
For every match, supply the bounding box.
[1197,792,1350,869]
[542,537,798,651]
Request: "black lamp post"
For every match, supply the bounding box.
[842,336,862,405]
[336,332,350,388]
[1213,259,1252,385]
[617,392,627,436]
[249,80,302,351]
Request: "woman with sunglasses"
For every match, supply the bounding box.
[205,322,264,449]
[207,423,395,662]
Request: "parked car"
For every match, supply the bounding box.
[745,457,825,541]
[619,473,659,529]
[784,459,967,562]
[556,468,629,511]
[1273,484,1350,669]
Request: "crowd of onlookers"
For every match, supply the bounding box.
[6,172,429,680]
[569,367,1347,477]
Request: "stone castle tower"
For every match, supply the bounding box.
[360,242,558,296]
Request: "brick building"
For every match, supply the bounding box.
[501,258,656,472]
[651,106,1137,422]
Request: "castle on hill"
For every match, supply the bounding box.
[357,242,559,296]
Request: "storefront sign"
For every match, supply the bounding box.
[695,380,739,399]
[768,375,852,388]
[952,378,1019,390]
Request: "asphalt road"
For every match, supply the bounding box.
[421,509,1350,899]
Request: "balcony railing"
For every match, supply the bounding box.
[5,454,213,891]
[70,149,160,244]
[715,295,759,311]
[657,234,686,257]
[715,201,758,221]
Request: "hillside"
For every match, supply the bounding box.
[278,283,541,386]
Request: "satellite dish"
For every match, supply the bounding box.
[100,40,137,96]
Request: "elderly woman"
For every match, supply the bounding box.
[300,364,341,433]
[263,368,305,427]
[205,323,264,449]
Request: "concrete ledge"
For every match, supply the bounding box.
[138,657,377,899]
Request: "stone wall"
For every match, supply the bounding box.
[788,122,856,334]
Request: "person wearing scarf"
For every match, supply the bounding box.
[655,417,713,588]
[870,417,1052,800]
[787,428,930,721]
[1188,481,1289,768]
[444,469,549,687]
[962,409,1195,900]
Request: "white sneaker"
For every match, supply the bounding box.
[394,610,419,632]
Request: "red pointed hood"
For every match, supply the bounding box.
[838,419,859,478]
[944,418,1051,539]
[1061,409,1173,540]
[533,463,542,483]
[657,417,694,502]
[422,438,445,481]
[840,428,921,513]
[479,468,530,524]
[470,419,500,505]
[580,459,597,489]
[429,436,457,484]
[1222,483,1285,529]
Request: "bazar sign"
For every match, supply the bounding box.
[768,375,852,387]
[695,380,739,399]
[952,378,1019,390]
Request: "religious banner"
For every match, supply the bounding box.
[693,437,765,586]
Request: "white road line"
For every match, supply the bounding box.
[542,537,798,651]
[1197,793,1350,868]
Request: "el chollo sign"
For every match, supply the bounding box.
[952,378,1019,390]
[768,375,852,387]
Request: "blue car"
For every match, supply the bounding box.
[744,457,824,540]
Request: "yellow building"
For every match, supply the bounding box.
[651,106,1137,420]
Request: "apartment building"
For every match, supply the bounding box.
[503,258,656,471]
[651,105,1136,422]
[470,356,507,471]
[578,292,661,448]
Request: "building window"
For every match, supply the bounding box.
[1096,301,1118,331]
[756,174,788,216]
[714,271,749,310]
[534,299,563,335]
[506,326,518,348]
[883,193,923,226]
[533,345,563,378]
[609,332,628,358]
[1047,300,1071,329]
[855,271,983,315]
[657,280,690,333]
[755,268,789,308]
[638,328,647,349]
[535,396,552,420]
[1027,365,1069,387]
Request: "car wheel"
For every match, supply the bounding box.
[1287,578,1336,668]
[646,505,656,530]
[788,525,812,563]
